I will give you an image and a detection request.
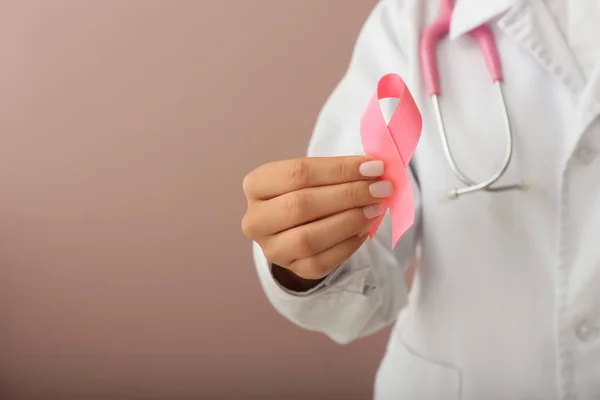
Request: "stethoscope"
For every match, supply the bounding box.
[420,0,523,199]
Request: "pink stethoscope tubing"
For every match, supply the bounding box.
[420,0,522,198]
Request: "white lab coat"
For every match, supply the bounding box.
[252,0,600,398]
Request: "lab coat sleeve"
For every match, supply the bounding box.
[254,0,421,345]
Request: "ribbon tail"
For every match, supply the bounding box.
[389,183,415,247]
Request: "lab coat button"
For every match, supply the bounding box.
[575,320,600,343]
[573,145,597,165]
[362,284,376,295]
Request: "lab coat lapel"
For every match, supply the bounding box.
[447,0,589,162]
[496,0,592,159]
[448,0,585,95]
[496,0,585,97]
[449,0,516,40]
[574,63,600,144]
[444,0,598,163]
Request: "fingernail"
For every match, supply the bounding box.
[358,226,372,237]
[359,160,384,177]
[369,180,393,198]
[363,203,384,219]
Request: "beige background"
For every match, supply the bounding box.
[0,0,390,398]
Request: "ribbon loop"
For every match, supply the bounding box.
[359,73,422,247]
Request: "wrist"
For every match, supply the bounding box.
[271,264,328,292]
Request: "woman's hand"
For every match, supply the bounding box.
[242,156,392,282]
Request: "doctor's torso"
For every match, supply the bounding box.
[254,0,600,399]
[378,1,600,398]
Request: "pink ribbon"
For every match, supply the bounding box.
[360,73,422,247]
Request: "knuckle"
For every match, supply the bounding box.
[288,159,310,187]
[301,257,329,279]
[242,171,255,197]
[285,191,308,220]
[261,244,281,265]
[341,211,360,233]
[240,213,256,238]
[337,161,347,181]
[345,183,363,207]
[294,227,315,255]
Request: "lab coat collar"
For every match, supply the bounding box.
[449,0,519,39]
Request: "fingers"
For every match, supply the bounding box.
[287,234,369,280]
[249,179,392,236]
[243,156,383,200]
[241,156,389,281]
[261,205,384,266]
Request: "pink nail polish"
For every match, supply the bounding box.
[363,203,384,219]
[369,181,393,198]
[359,160,384,177]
